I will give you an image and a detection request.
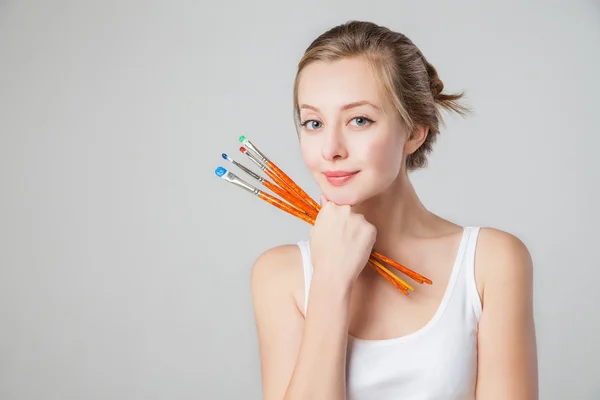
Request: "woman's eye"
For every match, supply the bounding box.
[349,116,373,127]
[302,120,322,130]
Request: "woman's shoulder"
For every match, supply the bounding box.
[250,243,306,311]
[476,227,532,266]
[475,227,534,300]
[251,243,305,277]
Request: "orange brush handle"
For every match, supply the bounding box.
[262,180,313,216]
[267,160,321,213]
[265,170,318,218]
[266,168,320,217]
[369,260,409,295]
[371,251,432,285]
[258,192,315,225]
[370,258,414,292]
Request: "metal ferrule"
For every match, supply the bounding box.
[223,171,260,195]
[244,140,269,162]
[232,160,263,182]
[244,151,267,170]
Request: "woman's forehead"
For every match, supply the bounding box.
[297,57,386,110]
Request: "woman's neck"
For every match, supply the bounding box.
[351,169,443,249]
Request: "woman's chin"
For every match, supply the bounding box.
[322,191,364,207]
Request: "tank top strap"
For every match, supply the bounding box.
[463,227,483,319]
[296,240,313,316]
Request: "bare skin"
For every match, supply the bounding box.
[250,56,538,400]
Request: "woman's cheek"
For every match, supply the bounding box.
[299,141,319,171]
[367,137,401,177]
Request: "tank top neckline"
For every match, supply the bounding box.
[346,226,472,347]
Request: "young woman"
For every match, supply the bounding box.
[250,20,538,400]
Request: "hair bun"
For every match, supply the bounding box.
[430,76,444,98]
[423,59,444,98]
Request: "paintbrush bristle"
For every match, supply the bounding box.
[215,166,228,177]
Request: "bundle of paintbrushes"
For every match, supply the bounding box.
[214,136,432,295]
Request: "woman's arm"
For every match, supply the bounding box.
[475,228,539,399]
[251,245,352,400]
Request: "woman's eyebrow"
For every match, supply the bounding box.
[300,100,382,113]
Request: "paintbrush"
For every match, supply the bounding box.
[238,147,319,217]
[215,166,315,225]
[214,166,414,294]
[239,136,321,214]
[222,153,312,216]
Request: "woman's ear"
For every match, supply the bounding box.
[404,125,429,155]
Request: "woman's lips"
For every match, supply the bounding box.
[322,170,359,186]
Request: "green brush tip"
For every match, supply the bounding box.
[238,135,246,143]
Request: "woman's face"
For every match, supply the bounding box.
[297,56,408,206]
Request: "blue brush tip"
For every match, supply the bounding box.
[221,153,228,160]
[215,166,227,177]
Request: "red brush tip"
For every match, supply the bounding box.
[239,147,246,153]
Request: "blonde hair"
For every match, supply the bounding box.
[293,20,470,171]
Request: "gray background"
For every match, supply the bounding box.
[1,0,599,399]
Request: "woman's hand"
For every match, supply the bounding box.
[309,194,377,286]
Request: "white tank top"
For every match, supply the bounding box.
[296,226,482,400]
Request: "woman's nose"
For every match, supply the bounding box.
[321,127,348,161]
